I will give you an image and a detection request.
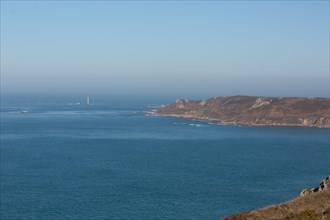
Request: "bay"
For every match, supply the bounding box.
[1,95,329,219]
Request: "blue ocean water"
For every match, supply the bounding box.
[1,95,329,220]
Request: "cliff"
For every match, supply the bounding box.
[222,176,330,220]
[152,96,330,128]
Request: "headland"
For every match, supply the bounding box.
[150,96,330,128]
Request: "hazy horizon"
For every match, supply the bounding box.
[1,1,329,97]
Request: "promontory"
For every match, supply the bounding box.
[150,95,330,128]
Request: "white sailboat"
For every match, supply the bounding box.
[87,96,90,105]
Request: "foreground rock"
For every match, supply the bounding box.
[222,176,330,220]
[152,96,330,128]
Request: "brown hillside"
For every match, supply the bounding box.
[153,96,330,128]
[222,176,330,220]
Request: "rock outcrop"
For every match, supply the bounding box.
[300,176,330,197]
[151,95,330,128]
[222,176,330,220]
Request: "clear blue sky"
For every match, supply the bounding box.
[1,1,329,97]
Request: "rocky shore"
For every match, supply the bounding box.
[222,176,330,220]
[150,95,330,128]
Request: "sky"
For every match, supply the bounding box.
[1,1,329,97]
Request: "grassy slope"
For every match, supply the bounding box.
[222,178,330,220]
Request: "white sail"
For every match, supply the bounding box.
[87,96,90,105]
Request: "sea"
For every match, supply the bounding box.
[1,94,329,220]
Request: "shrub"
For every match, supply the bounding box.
[300,210,320,220]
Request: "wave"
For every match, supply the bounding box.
[189,123,205,127]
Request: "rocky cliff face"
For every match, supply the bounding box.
[153,96,330,128]
[222,176,330,220]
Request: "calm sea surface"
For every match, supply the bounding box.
[1,95,329,219]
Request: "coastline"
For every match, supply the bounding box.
[148,95,330,128]
[222,176,330,220]
[148,112,330,128]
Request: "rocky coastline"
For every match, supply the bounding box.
[150,95,330,128]
[222,176,330,220]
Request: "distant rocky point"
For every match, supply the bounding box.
[145,104,166,109]
[150,95,330,128]
[222,175,330,220]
